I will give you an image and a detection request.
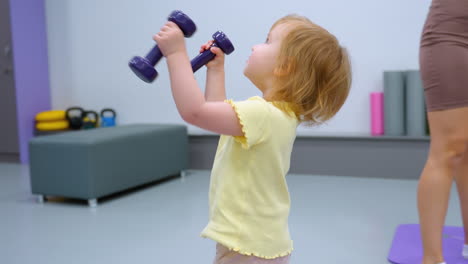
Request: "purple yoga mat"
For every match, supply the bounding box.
[388,224,468,264]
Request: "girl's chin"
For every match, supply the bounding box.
[243,70,252,81]
[243,67,248,76]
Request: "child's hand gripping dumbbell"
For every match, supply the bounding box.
[191,31,235,72]
[128,10,197,83]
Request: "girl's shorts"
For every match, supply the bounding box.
[212,243,291,264]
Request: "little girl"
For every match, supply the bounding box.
[154,14,351,264]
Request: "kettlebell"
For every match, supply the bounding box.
[100,108,116,127]
[66,107,85,130]
[82,111,99,129]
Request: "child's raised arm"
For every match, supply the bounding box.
[153,22,243,136]
[199,40,226,102]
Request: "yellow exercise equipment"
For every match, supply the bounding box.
[35,110,66,122]
[36,120,70,131]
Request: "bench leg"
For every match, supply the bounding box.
[37,195,45,203]
[181,170,187,182]
[88,199,98,208]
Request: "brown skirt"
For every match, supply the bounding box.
[420,0,468,111]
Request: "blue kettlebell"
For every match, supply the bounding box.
[100,108,116,127]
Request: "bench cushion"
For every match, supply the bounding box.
[29,124,188,200]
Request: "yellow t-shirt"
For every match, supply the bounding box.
[200,96,299,259]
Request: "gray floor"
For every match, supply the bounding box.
[0,163,463,264]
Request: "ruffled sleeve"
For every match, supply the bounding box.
[225,96,271,149]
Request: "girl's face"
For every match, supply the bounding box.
[244,23,290,93]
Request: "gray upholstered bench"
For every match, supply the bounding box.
[29,124,188,207]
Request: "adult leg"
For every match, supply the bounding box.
[419,107,468,264]
[454,148,468,250]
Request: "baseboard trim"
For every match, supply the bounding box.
[0,153,20,163]
[189,135,429,179]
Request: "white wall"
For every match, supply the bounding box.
[44,0,432,135]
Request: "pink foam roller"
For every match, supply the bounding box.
[370,92,384,135]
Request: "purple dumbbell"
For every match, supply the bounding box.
[129,10,197,83]
[191,31,235,72]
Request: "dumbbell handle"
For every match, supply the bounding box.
[147,45,164,66]
[191,43,218,72]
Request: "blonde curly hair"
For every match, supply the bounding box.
[268,15,352,125]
